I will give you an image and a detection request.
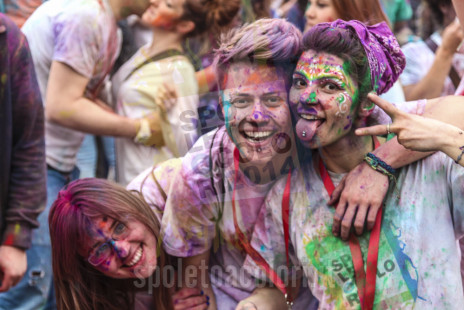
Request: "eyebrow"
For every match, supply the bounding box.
[294,70,345,81]
[261,92,283,97]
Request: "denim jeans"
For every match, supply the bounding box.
[0,167,79,310]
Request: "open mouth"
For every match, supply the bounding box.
[124,245,143,268]
[296,113,325,143]
[299,114,324,122]
[242,130,274,142]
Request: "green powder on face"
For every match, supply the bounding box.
[310,91,317,103]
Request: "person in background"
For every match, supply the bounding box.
[0,12,46,295]
[401,0,464,100]
[0,0,158,308]
[112,0,241,185]
[379,0,415,44]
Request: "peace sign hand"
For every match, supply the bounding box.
[355,94,449,152]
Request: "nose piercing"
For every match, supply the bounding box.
[257,147,262,152]
[302,131,306,137]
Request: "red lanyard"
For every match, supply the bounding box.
[232,148,294,304]
[318,138,383,310]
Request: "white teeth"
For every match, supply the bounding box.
[127,247,143,267]
[300,114,322,120]
[245,131,272,139]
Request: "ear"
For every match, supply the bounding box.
[175,20,195,35]
[357,97,375,120]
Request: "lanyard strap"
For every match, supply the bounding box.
[318,137,383,310]
[232,148,293,304]
[125,49,184,82]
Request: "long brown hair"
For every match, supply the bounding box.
[332,0,391,27]
[181,0,241,38]
[49,178,172,310]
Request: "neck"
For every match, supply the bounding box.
[239,145,299,185]
[320,131,374,173]
[147,29,183,55]
[108,0,130,20]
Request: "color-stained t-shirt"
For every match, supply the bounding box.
[111,44,199,185]
[160,127,274,306]
[245,151,464,309]
[21,0,120,172]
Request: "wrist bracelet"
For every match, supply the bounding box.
[364,152,396,182]
[456,146,464,164]
[134,118,151,144]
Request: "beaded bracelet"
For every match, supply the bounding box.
[456,146,464,164]
[364,152,396,182]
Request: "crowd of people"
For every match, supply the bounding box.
[2,0,464,309]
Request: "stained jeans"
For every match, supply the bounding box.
[0,167,79,310]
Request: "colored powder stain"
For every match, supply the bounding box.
[343,116,352,130]
[324,67,330,73]
[260,245,266,252]
[1,74,6,84]
[336,95,344,104]
[3,234,14,246]
[305,230,357,309]
[383,221,420,301]
[310,91,317,103]
[14,223,21,234]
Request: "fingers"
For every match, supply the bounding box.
[355,124,390,136]
[0,271,12,292]
[353,204,368,236]
[340,205,358,240]
[162,82,178,110]
[332,202,347,237]
[173,288,209,310]
[328,175,346,206]
[367,204,382,231]
[174,295,209,310]
[172,287,203,299]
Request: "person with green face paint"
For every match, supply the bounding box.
[243,20,464,309]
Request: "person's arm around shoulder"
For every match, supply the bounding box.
[356,94,464,166]
[331,94,464,239]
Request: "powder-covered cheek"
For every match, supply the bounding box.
[288,87,300,106]
[334,93,352,117]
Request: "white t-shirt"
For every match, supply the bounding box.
[111,45,199,185]
[22,0,120,172]
[246,151,464,309]
[400,31,464,96]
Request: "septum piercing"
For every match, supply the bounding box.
[302,131,306,137]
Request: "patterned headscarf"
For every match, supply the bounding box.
[313,19,406,95]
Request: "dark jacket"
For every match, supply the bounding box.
[0,13,46,250]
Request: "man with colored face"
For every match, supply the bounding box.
[221,61,296,183]
[126,19,317,310]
